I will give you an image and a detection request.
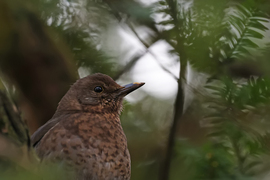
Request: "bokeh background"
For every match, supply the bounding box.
[1,0,270,179]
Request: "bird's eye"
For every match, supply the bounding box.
[94,86,103,93]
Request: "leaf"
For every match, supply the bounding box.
[236,4,252,17]
[229,15,245,30]
[231,21,244,35]
[158,0,167,6]
[205,85,222,91]
[245,28,264,39]
[155,8,170,14]
[249,17,269,22]
[248,21,269,31]
[240,38,259,48]
[158,19,173,25]
[243,160,262,172]
[234,46,251,55]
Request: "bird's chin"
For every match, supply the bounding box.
[80,98,123,115]
[102,98,123,115]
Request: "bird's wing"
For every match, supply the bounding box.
[31,118,60,147]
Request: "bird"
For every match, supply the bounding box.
[31,73,145,180]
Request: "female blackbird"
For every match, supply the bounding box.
[31,73,144,180]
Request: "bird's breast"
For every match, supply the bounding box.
[74,114,131,179]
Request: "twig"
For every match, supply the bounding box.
[160,76,185,180]
[151,54,178,81]
[113,52,147,80]
[113,24,162,80]
[127,21,178,81]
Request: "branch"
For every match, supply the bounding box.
[151,55,178,81]
[158,1,188,179]
[159,61,187,180]
[127,21,178,80]
[113,52,147,80]
[113,23,162,80]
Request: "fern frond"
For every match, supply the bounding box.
[223,4,268,59]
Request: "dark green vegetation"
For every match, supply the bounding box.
[0,0,270,179]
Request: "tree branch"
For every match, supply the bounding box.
[159,1,188,179]
[113,23,162,80]
[113,52,147,80]
[159,59,187,180]
[127,22,178,81]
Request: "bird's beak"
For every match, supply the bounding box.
[117,82,145,97]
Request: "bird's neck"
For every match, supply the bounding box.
[54,93,123,118]
[53,95,82,116]
[54,103,121,120]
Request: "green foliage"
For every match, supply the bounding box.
[175,141,242,180]
[155,0,270,179]
[156,0,269,75]
[203,77,270,177]
[31,0,117,76]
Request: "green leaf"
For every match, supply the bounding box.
[234,47,251,55]
[155,8,170,14]
[158,0,167,6]
[243,160,262,172]
[158,19,173,25]
[249,21,269,31]
[249,17,269,22]
[236,4,252,17]
[240,38,259,48]
[205,85,222,91]
[245,28,264,39]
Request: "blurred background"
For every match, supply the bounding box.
[1,0,270,179]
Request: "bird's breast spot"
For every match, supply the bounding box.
[104,162,111,169]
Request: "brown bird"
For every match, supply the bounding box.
[31,73,145,180]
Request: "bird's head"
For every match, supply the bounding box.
[56,73,145,115]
